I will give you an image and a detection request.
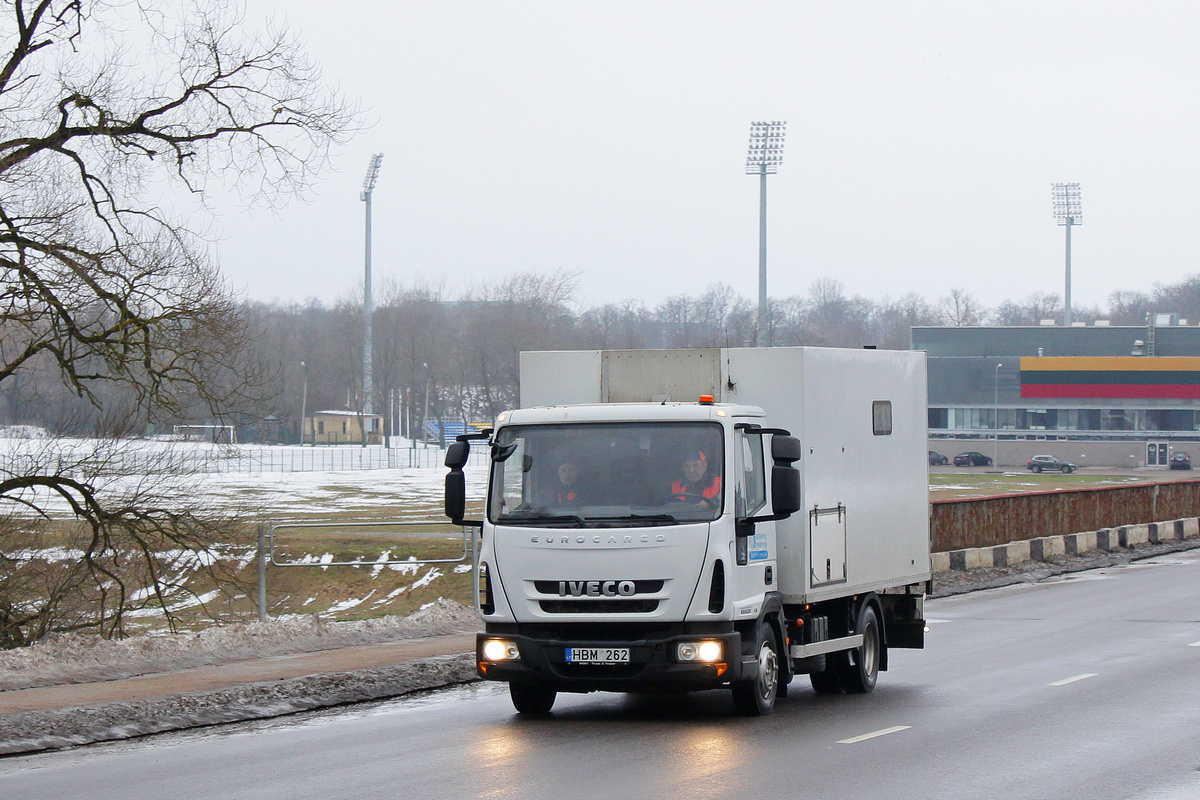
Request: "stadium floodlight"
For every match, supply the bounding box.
[746,121,786,347]
[1051,182,1082,327]
[361,153,383,418]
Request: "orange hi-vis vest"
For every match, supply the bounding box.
[671,476,721,499]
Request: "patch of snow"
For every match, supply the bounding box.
[0,599,479,691]
[412,567,442,589]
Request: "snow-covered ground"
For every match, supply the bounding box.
[0,433,488,518]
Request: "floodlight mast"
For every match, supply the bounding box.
[746,121,786,347]
[361,153,383,417]
[1051,182,1082,327]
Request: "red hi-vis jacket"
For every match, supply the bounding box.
[671,476,722,499]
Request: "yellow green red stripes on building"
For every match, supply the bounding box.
[1020,356,1200,399]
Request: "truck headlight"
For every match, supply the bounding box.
[482,639,520,661]
[676,640,723,663]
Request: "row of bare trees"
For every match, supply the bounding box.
[221,275,1200,444]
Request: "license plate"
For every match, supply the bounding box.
[565,647,629,664]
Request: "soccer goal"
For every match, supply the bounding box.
[172,424,237,444]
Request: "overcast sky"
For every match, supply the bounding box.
[222,1,1200,314]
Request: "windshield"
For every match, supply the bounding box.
[488,421,724,527]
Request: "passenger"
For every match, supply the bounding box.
[556,461,585,505]
[671,450,721,505]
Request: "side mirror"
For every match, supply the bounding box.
[444,438,481,526]
[445,469,466,522]
[771,435,802,463]
[445,440,470,469]
[771,465,801,517]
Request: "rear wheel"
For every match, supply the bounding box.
[732,623,779,716]
[1032,465,1042,473]
[836,604,881,694]
[509,682,556,715]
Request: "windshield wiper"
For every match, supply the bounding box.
[587,513,680,526]
[499,512,587,527]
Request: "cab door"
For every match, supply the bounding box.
[733,429,776,602]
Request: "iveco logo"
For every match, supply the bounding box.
[530,534,667,545]
[559,580,638,597]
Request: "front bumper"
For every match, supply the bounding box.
[476,629,746,693]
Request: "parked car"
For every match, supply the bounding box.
[953,451,992,467]
[1026,454,1076,474]
[928,450,949,466]
[1170,452,1192,470]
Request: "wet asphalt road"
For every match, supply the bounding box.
[2,551,1199,800]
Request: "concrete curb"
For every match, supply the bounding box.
[932,517,1200,573]
[0,653,478,756]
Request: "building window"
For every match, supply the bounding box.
[872,401,892,436]
[1103,410,1134,431]
[318,421,325,434]
[929,408,948,429]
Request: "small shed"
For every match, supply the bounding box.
[305,410,384,445]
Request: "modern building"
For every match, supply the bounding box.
[914,319,1200,467]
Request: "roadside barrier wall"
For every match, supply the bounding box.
[931,479,1200,552]
[931,479,1200,572]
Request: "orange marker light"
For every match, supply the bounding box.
[699,395,715,405]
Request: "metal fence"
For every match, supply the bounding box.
[0,442,490,476]
[931,479,1200,551]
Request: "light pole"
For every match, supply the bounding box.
[299,360,308,446]
[422,362,431,449]
[746,121,786,347]
[361,153,383,415]
[1051,183,1082,326]
[993,362,1003,468]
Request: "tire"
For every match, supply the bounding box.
[835,604,882,694]
[809,664,843,694]
[732,623,780,716]
[509,682,556,715]
[1061,466,1072,473]
[1032,466,1042,473]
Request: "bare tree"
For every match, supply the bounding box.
[937,288,985,327]
[0,1,355,644]
[991,293,1063,326]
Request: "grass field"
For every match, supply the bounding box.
[7,465,1181,634]
[929,470,1149,499]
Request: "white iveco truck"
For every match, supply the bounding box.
[443,347,931,716]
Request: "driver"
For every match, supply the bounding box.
[556,461,585,505]
[670,450,721,504]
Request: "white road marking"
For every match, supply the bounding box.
[837,725,911,744]
[1049,673,1098,686]
[1189,641,1200,648]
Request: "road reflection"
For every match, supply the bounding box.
[467,690,759,800]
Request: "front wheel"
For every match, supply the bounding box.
[509,682,556,715]
[732,623,779,716]
[1062,466,1073,473]
[835,604,882,694]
